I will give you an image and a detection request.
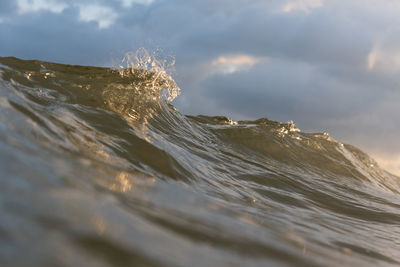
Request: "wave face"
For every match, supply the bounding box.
[1,56,400,267]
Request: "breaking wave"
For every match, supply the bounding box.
[0,54,399,266]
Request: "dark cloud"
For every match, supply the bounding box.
[0,7,134,66]
[201,60,374,121]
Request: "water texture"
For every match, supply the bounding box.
[0,56,399,267]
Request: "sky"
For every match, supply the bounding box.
[1,0,399,175]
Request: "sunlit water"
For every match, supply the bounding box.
[0,56,400,267]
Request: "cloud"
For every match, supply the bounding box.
[210,54,263,74]
[120,0,154,7]
[77,4,117,28]
[367,43,400,74]
[367,49,378,70]
[15,0,155,28]
[17,0,68,14]
[281,0,323,13]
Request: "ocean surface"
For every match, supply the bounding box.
[0,55,400,267]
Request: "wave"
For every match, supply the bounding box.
[0,55,399,266]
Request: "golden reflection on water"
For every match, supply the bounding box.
[109,171,157,193]
[92,216,107,234]
[109,172,133,192]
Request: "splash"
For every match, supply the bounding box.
[101,48,181,125]
[118,48,180,102]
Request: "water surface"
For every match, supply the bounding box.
[0,56,399,266]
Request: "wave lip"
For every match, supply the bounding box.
[0,56,400,266]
